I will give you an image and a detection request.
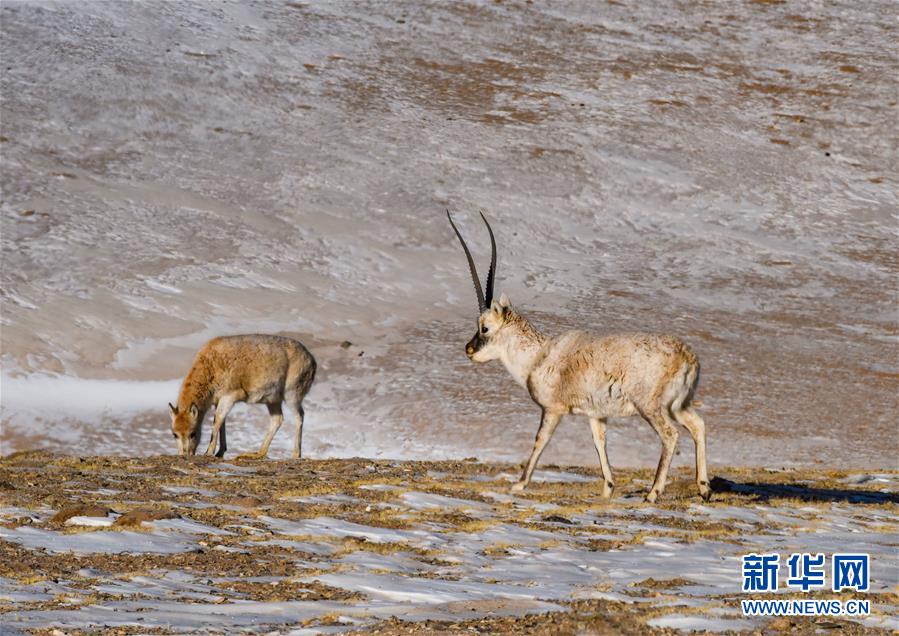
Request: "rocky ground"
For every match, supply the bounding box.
[0,452,896,634]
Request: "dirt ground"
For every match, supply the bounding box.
[0,451,895,634]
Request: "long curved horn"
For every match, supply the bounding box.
[480,211,497,307]
[447,210,486,313]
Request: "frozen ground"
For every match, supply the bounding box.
[0,453,896,634]
[1,1,898,468]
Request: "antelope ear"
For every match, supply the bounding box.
[168,402,178,415]
[189,403,199,420]
[490,295,511,318]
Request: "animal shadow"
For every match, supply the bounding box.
[710,476,898,505]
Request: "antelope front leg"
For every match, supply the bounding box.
[205,424,219,457]
[216,420,227,458]
[206,395,237,458]
[511,410,562,493]
[589,417,614,498]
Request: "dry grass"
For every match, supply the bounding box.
[1,452,895,634]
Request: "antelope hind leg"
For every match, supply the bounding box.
[643,409,678,503]
[674,407,711,501]
[291,406,304,459]
[255,403,284,459]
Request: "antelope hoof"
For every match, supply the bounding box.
[510,481,528,493]
[601,481,614,499]
[644,489,659,504]
[699,482,712,502]
[214,449,226,459]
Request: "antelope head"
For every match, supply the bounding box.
[168,402,201,456]
[447,210,513,363]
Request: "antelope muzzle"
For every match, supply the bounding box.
[466,332,484,359]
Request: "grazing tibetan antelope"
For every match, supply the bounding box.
[169,335,316,459]
[447,211,710,502]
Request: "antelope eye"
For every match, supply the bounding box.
[172,433,177,439]
[190,431,197,439]
[481,325,488,334]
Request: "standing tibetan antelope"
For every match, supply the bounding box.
[447,212,710,502]
[169,335,316,459]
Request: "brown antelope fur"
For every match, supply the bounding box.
[168,335,316,459]
[449,211,710,502]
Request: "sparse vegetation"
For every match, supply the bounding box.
[0,452,895,633]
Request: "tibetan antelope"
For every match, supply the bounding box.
[447,211,710,502]
[169,335,316,459]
